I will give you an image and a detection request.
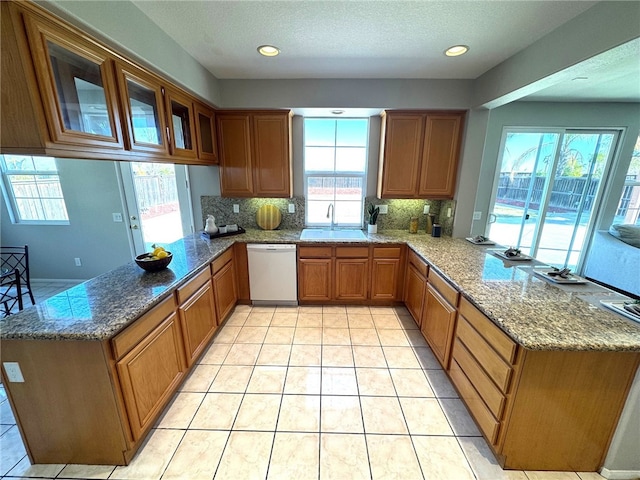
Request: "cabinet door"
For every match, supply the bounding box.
[378,113,424,198]
[213,260,238,323]
[298,259,332,302]
[22,13,124,150]
[194,102,218,164]
[404,263,426,326]
[418,114,464,198]
[335,258,369,301]
[370,258,401,300]
[252,113,292,197]
[164,87,197,160]
[178,280,217,366]
[422,283,457,368]
[116,62,169,156]
[217,114,253,197]
[116,312,185,441]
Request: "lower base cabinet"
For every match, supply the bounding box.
[212,250,238,321]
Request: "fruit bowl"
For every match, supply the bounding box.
[135,252,173,272]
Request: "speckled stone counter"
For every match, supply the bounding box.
[1,229,639,352]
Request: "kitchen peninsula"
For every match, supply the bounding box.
[1,230,639,472]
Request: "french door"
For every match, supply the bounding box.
[120,162,194,255]
[487,129,619,271]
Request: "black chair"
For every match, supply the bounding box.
[0,245,35,307]
[0,268,23,317]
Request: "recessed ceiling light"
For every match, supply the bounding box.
[331,110,345,115]
[445,45,469,57]
[257,45,280,57]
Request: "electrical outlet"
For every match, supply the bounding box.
[3,362,24,382]
[233,204,240,214]
[378,205,388,214]
[473,211,482,221]
[288,203,295,213]
[423,205,430,214]
[112,213,123,222]
[74,257,82,267]
[447,207,452,218]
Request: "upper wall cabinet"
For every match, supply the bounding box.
[216,110,293,198]
[194,102,218,164]
[0,1,216,165]
[377,110,466,199]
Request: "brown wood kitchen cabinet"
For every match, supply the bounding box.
[216,110,293,197]
[194,101,218,164]
[211,248,238,322]
[370,246,404,301]
[298,246,333,302]
[377,110,465,199]
[334,246,370,301]
[403,249,429,326]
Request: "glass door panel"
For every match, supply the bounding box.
[164,88,196,159]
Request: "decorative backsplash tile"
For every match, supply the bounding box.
[365,197,448,233]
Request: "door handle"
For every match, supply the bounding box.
[488,214,497,224]
[130,224,139,230]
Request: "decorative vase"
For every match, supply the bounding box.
[204,215,218,234]
[367,224,377,234]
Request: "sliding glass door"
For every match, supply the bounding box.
[488,129,618,270]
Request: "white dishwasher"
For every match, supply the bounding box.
[246,244,298,305]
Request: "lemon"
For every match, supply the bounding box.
[152,246,165,256]
[156,250,169,259]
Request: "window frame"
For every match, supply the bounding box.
[303,117,369,228]
[0,155,70,225]
[613,133,640,225]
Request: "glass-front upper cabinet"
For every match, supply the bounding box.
[116,62,169,157]
[164,87,197,160]
[194,102,218,164]
[22,14,124,150]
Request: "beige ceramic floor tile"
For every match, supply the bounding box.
[244,312,273,326]
[400,397,453,435]
[458,436,528,480]
[190,393,243,429]
[398,314,419,330]
[256,344,292,366]
[233,304,253,313]
[111,429,184,480]
[412,435,475,480]
[372,314,402,329]
[576,474,605,480]
[352,345,388,367]
[6,457,64,479]
[389,368,435,397]
[320,395,364,433]
[264,326,296,344]
[180,364,220,392]
[212,325,241,344]
[370,306,397,315]
[294,327,323,345]
[360,396,408,434]
[322,315,349,328]
[299,305,323,313]
[425,369,459,398]
[366,434,423,479]
[323,305,347,314]
[156,392,205,428]
[320,433,370,480]
[271,312,298,327]
[223,343,262,365]
[289,344,322,366]
[0,426,26,476]
[235,326,268,343]
[377,329,410,346]
[348,328,380,346]
[284,366,322,394]
[233,393,282,431]
[246,366,287,393]
[526,473,581,480]
[198,343,231,364]
[382,346,421,368]
[322,328,352,345]
[277,395,320,432]
[414,346,443,369]
[225,311,249,326]
[347,314,375,329]
[252,306,276,313]
[440,398,482,436]
[405,329,429,347]
[209,365,253,393]
[276,305,299,312]
[297,314,323,328]
[346,305,370,314]
[57,463,116,479]
[322,367,359,395]
[215,431,274,479]
[322,345,354,367]
[268,432,320,480]
[162,430,229,480]
[356,368,397,396]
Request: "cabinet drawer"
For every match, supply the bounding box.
[112,295,176,360]
[176,268,211,305]
[457,316,513,393]
[299,246,332,258]
[459,297,517,364]
[335,246,369,258]
[449,358,500,445]
[407,249,428,277]
[211,248,233,274]
[373,246,402,258]
[452,339,506,419]
[428,269,459,307]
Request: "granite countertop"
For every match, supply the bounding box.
[1,229,639,352]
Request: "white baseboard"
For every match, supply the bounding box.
[600,467,640,480]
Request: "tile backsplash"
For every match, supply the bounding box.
[201,196,454,235]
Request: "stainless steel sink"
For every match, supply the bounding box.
[300,229,367,240]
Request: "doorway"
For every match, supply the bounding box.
[120,162,194,255]
[487,129,619,271]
